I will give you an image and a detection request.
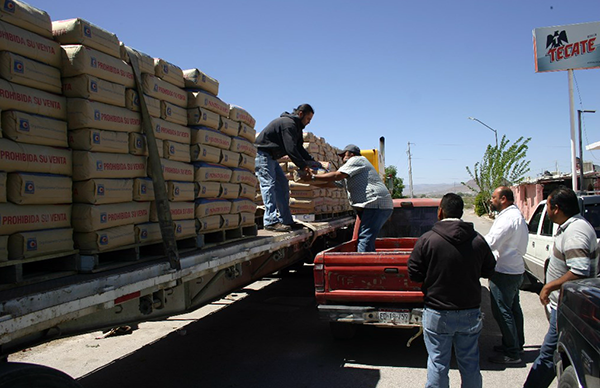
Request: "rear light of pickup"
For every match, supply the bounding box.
[314,263,324,292]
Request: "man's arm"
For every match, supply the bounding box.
[408,239,427,282]
[484,218,512,252]
[539,270,583,305]
[281,127,310,169]
[308,170,348,182]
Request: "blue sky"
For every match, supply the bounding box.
[38,0,600,186]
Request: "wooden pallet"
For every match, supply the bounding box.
[0,250,79,290]
[78,244,141,273]
[197,224,259,249]
[138,235,203,257]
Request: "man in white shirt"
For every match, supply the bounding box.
[485,186,529,364]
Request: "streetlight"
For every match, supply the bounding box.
[578,109,595,193]
[468,117,498,148]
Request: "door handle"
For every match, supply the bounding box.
[546,245,550,251]
[532,242,535,248]
[384,268,399,274]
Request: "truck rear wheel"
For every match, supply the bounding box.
[558,365,579,388]
[0,362,82,388]
[329,322,357,339]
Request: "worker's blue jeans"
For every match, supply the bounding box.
[489,272,525,358]
[255,150,293,227]
[523,308,557,388]
[356,208,393,252]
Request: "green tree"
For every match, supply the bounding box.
[462,135,531,216]
[385,165,405,198]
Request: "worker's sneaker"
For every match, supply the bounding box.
[264,223,291,232]
[287,222,304,230]
[488,355,522,364]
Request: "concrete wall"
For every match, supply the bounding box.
[513,183,543,221]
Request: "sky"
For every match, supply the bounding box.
[36,0,600,187]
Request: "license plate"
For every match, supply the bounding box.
[378,310,410,324]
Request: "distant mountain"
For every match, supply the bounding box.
[410,180,478,197]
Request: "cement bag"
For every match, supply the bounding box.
[125,89,160,117]
[289,198,317,210]
[230,136,256,157]
[174,219,195,239]
[161,101,187,126]
[154,58,184,88]
[142,73,187,108]
[0,235,7,261]
[2,110,67,147]
[230,198,256,214]
[62,74,126,107]
[187,107,219,129]
[0,20,60,67]
[73,178,133,204]
[183,68,219,96]
[69,129,129,154]
[229,105,255,128]
[133,178,154,201]
[195,198,231,217]
[163,140,191,163]
[221,214,239,229]
[74,224,135,252]
[150,201,194,222]
[289,182,318,191]
[0,202,71,234]
[67,98,141,132]
[0,52,61,94]
[194,162,232,183]
[8,227,73,260]
[61,45,133,87]
[220,150,239,168]
[219,117,239,137]
[191,126,232,150]
[72,151,146,181]
[195,181,220,199]
[187,90,228,117]
[196,215,221,232]
[52,18,120,58]
[238,153,255,172]
[230,167,258,187]
[290,189,320,199]
[238,122,256,142]
[72,201,150,232]
[219,183,239,199]
[0,0,52,39]
[0,171,5,202]
[303,142,319,154]
[239,183,256,200]
[151,117,190,144]
[0,138,72,175]
[129,133,163,157]
[239,212,255,226]
[7,172,72,205]
[149,158,193,182]
[121,45,154,74]
[134,222,161,244]
[0,78,66,119]
[167,181,194,202]
[191,143,221,163]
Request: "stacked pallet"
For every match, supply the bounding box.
[0,1,74,263]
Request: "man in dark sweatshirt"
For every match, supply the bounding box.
[255,104,319,232]
[408,193,496,388]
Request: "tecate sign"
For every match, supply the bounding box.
[533,21,600,72]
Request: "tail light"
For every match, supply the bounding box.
[314,263,324,292]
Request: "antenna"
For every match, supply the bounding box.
[407,142,414,198]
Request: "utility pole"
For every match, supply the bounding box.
[407,142,414,198]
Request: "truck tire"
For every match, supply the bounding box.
[329,322,357,340]
[0,362,82,388]
[558,365,579,388]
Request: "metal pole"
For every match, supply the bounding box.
[579,110,584,193]
[468,117,498,148]
[568,69,578,191]
[407,142,414,198]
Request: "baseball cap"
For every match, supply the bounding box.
[338,144,361,156]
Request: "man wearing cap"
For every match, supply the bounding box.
[306,144,393,252]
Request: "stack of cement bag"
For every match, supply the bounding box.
[0,1,73,261]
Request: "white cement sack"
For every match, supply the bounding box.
[0,51,61,94]
[72,151,146,181]
[163,140,191,162]
[150,201,194,222]
[7,173,72,205]
[161,101,187,126]
[133,178,154,201]
[0,78,65,119]
[154,58,184,88]
[0,171,5,202]
[135,222,161,244]
[125,89,160,117]
[0,20,60,67]
[0,202,71,234]
[183,68,219,96]
[149,158,193,182]
[8,227,73,260]
[174,219,195,239]
[187,90,228,116]
[142,73,187,108]
[62,74,125,107]
[238,153,255,172]
[219,117,238,137]
[196,215,221,232]
[0,138,71,175]
[220,150,239,168]
[238,122,256,142]
[67,98,141,132]
[229,105,255,128]
[121,45,154,74]
[239,212,255,226]
[69,129,129,154]
[52,18,120,58]
[74,224,134,252]
[72,201,150,232]
[73,178,133,204]
[0,234,7,261]
[191,143,221,163]
[230,136,256,157]
[0,0,52,39]
[219,183,239,199]
[239,183,256,200]
[191,126,231,150]
[167,181,194,202]
[151,117,190,144]
[230,198,256,214]
[1,110,67,147]
[194,162,232,183]
[221,214,239,229]
[230,168,257,187]
[290,189,320,199]
[195,181,220,198]
[61,45,134,87]
[290,198,317,210]
[128,133,164,157]
[187,107,219,129]
[195,198,231,217]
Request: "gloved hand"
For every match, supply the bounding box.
[307,160,323,169]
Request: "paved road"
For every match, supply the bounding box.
[11,209,553,387]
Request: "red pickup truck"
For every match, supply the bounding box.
[313,198,440,342]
